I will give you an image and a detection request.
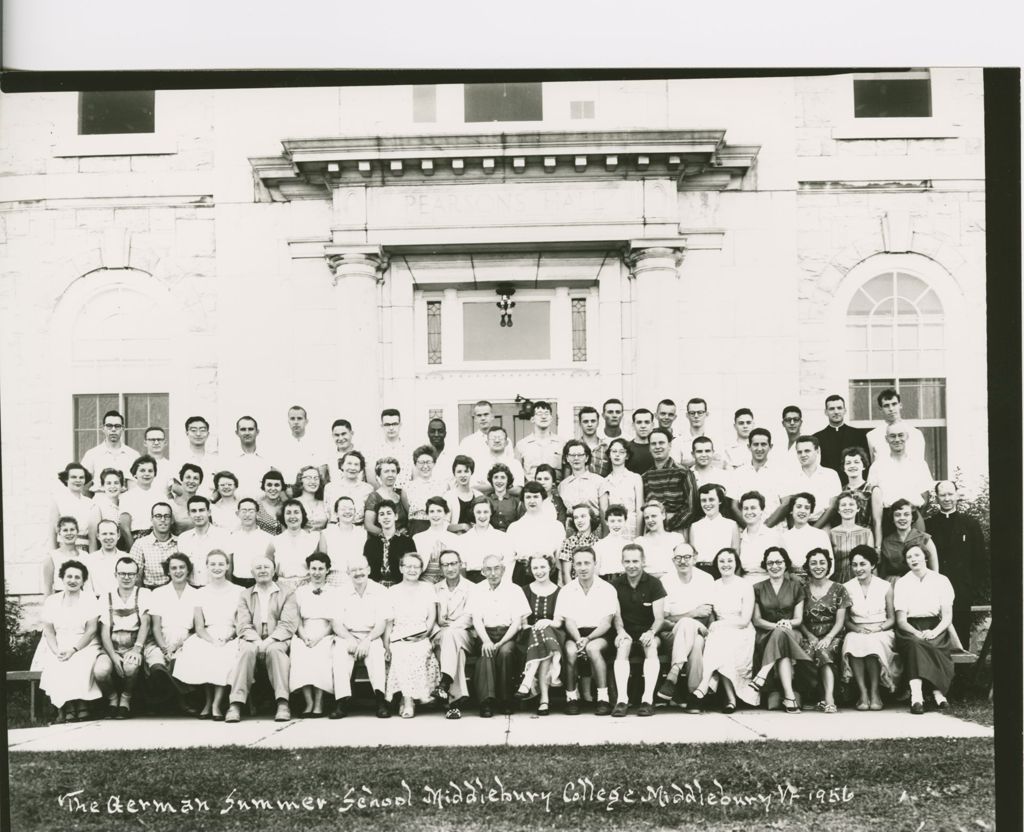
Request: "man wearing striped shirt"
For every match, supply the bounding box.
[641,429,698,533]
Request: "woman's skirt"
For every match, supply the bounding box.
[172,625,238,686]
[841,629,900,691]
[289,624,335,693]
[755,627,816,692]
[519,624,564,666]
[700,622,759,706]
[37,638,101,708]
[894,615,955,694]
[800,622,844,668]
[385,638,440,701]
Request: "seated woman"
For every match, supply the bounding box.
[118,455,162,543]
[515,555,563,715]
[293,466,330,533]
[171,550,242,720]
[404,445,448,536]
[210,471,241,531]
[34,560,102,723]
[148,553,201,710]
[688,484,740,571]
[383,552,441,718]
[320,496,369,586]
[51,462,99,553]
[267,499,320,596]
[487,463,524,532]
[894,542,957,714]
[323,451,373,525]
[798,548,852,713]
[827,491,874,583]
[750,546,815,713]
[365,457,408,536]
[256,470,287,535]
[42,516,84,597]
[842,544,899,711]
[690,548,759,713]
[289,552,338,718]
[170,463,204,535]
[779,493,833,574]
[737,491,780,585]
[879,499,939,581]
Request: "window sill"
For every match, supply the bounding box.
[833,119,959,140]
[54,134,177,158]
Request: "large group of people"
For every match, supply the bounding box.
[32,392,987,722]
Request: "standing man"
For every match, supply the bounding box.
[141,426,173,497]
[276,405,328,485]
[81,410,140,482]
[867,388,927,463]
[515,401,563,481]
[225,416,275,500]
[431,550,478,719]
[642,428,698,533]
[129,503,179,590]
[458,400,494,464]
[813,395,870,480]
[171,416,218,497]
[654,399,678,439]
[722,409,755,470]
[577,406,610,477]
[670,398,718,468]
[469,555,530,717]
[626,408,656,475]
[609,543,666,717]
[690,437,731,494]
[331,556,390,718]
[427,417,456,480]
[926,481,988,649]
[772,435,841,526]
[175,496,233,586]
[730,428,784,523]
[327,419,358,480]
[600,398,629,442]
[778,405,805,472]
[868,423,934,543]
[368,408,410,487]
[657,542,714,711]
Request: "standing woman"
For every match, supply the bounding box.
[779,493,833,573]
[119,455,163,543]
[42,516,84,596]
[210,471,241,531]
[749,546,814,713]
[34,560,103,723]
[267,499,319,596]
[319,496,368,586]
[171,550,241,720]
[256,470,287,535]
[487,463,523,532]
[170,464,204,535]
[827,491,874,583]
[404,445,448,536]
[599,439,644,539]
[323,452,373,524]
[737,491,780,584]
[364,458,408,536]
[798,548,852,713]
[51,463,100,552]
[289,552,337,718]
[842,545,898,711]
[558,440,602,522]
[383,553,441,718]
[688,484,740,571]
[293,466,330,533]
[893,543,957,713]
[879,499,939,580]
[690,548,758,713]
[515,555,563,715]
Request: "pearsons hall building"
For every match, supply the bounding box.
[0,70,988,603]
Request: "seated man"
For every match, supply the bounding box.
[93,557,166,718]
[225,555,297,723]
[610,543,666,717]
[431,549,477,719]
[469,554,530,718]
[657,541,714,712]
[330,556,390,718]
[553,547,619,715]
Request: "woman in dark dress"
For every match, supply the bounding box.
[798,547,852,713]
[750,546,815,713]
[487,463,524,532]
[514,555,564,715]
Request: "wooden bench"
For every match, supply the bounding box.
[6,670,42,723]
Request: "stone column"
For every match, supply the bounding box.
[624,240,686,409]
[324,244,389,438]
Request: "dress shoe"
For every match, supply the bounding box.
[611,702,629,718]
[594,701,612,716]
[684,694,703,715]
[330,701,348,720]
[564,699,581,715]
[224,704,242,723]
[376,702,392,719]
[637,702,655,717]
[479,701,494,718]
[910,701,925,715]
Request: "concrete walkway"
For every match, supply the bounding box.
[8,708,991,752]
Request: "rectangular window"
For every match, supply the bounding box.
[464,83,542,123]
[570,100,595,120]
[854,72,931,118]
[571,297,588,361]
[462,301,551,361]
[426,300,443,365]
[413,85,437,123]
[78,91,156,135]
[74,392,169,460]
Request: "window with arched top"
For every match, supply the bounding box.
[844,270,947,477]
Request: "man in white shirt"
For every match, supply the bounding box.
[224,416,276,501]
[730,428,784,523]
[600,398,629,442]
[457,400,494,464]
[175,496,234,586]
[330,556,390,718]
[655,399,679,438]
[326,419,359,482]
[553,547,619,715]
[367,408,412,488]
[426,418,456,482]
[506,482,566,584]
[868,423,934,542]
[657,541,715,711]
[431,550,477,717]
[670,397,719,468]
[81,409,140,483]
[469,555,530,717]
[771,435,841,526]
[471,426,524,494]
[275,405,329,485]
[515,400,563,480]
[866,387,928,463]
[722,408,755,470]
[778,405,805,473]
[690,437,731,494]
[140,426,174,498]
[170,416,218,498]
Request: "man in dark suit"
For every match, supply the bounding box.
[813,394,869,483]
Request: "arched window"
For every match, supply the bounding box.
[844,271,947,477]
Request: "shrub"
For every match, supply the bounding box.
[4,584,39,671]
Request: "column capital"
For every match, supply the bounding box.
[324,244,390,285]
[623,238,686,277]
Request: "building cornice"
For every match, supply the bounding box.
[250,129,759,201]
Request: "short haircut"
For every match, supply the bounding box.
[163,553,193,577]
[656,399,676,410]
[602,398,624,411]
[711,547,744,579]
[825,394,846,407]
[412,444,437,463]
[804,547,833,576]
[282,498,309,527]
[116,556,138,573]
[333,495,355,513]
[150,501,173,517]
[237,497,259,511]
[130,454,158,476]
[740,490,766,511]
[876,387,901,406]
[795,434,820,450]
[96,519,120,535]
[534,463,558,481]
[632,407,654,422]
[214,470,239,488]
[850,544,878,568]
[306,551,331,570]
[56,515,80,530]
[235,415,259,431]
[179,462,204,482]
[621,542,645,560]
[187,495,211,511]
[144,426,166,439]
[604,503,628,520]
[102,410,125,425]
[890,498,914,515]
[261,469,285,488]
[425,495,449,514]
[648,428,671,444]
[473,400,493,412]
[790,491,817,513]
[185,416,209,431]
[206,549,230,565]
[697,483,725,505]
[288,405,307,418]
[471,496,492,511]
[380,408,401,421]
[562,439,592,466]
[340,451,366,471]
[902,541,928,563]
[686,397,707,411]
[761,546,792,571]
[782,404,802,419]
[331,418,353,431]
[578,406,599,421]
[531,400,552,415]
[749,427,772,445]
[733,408,753,421]
[59,559,89,581]
[375,456,401,476]
[401,551,424,570]
[438,549,462,566]
[99,467,125,486]
[842,446,869,469]
[452,454,475,474]
[523,480,547,498]
[486,425,508,437]
[571,546,596,563]
[692,436,714,452]
[375,499,399,517]
[58,462,92,486]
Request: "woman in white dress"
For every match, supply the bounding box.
[267,499,319,596]
[289,552,338,717]
[690,548,758,712]
[323,451,373,525]
[148,553,201,707]
[599,438,644,539]
[210,471,241,531]
[687,484,740,569]
[320,496,368,587]
[34,559,103,722]
[737,490,780,584]
[842,544,898,710]
[384,552,441,718]
[171,550,241,720]
[780,493,833,572]
[118,455,163,543]
[51,463,100,552]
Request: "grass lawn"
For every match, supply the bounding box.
[9,738,994,832]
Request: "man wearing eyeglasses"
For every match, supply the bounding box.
[778,406,805,473]
[81,410,140,483]
[368,408,412,488]
[128,503,179,589]
[657,542,714,712]
[170,416,219,499]
[670,398,721,469]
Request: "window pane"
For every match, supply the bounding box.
[862,274,894,302]
[73,393,118,461]
[463,301,550,361]
[570,100,595,119]
[413,85,437,123]
[896,323,920,350]
[916,289,943,314]
[426,301,443,365]
[571,298,588,362]
[123,393,169,455]
[868,352,894,376]
[464,83,542,122]
[847,290,875,315]
[79,91,155,135]
[854,78,932,118]
[920,426,947,480]
[896,272,929,301]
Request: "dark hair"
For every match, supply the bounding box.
[749,427,772,445]
[657,398,676,410]
[534,463,558,482]
[380,408,401,422]
[237,497,259,512]
[412,444,437,465]
[782,405,802,419]
[150,501,173,517]
[99,467,125,487]
[825,394,846,407]
[261,469,285,488]
[282,498,309,528]
[578,406,599,421]
[607,437,632,463]
[697,483,725,509]
[804,547,833,576]
[102,410,125,425]
[621,542,645,560]
[686,397,707,411]
[569,503,599,532]
[333,495,356,513]
[144,426,166,440]
[795,434,820,451]
[761,546,792,571]
[842,446,869,471]
[452,454,474,474]
[602,398,624,411]
[213,470,239,490]
[632,407,654,422]
[288,405,308,418]
[849,544,878,568]
[487,462,514,487]
[184,416,209,431]
[340,451,366,472]
[56,515,80,530]
[604,503,628,519]
[733,408,753,422]
[116,556,138,573]
[96,519,120,536]
[692,436,714,452]
[59,559,89,581]
[294,466,325,500]
[187,495,211,511]
[163,553,194,577]
[473,400,493,412]
[306,551,331,570]
[130,454,158,476]
[523,480,547,498]
[423,495,448,514]
[331,418,353,431]
[58,462,92,486]
[562,439,592,467]
[571,546,596,563]
[711,547,744,579]
[179,463,204,483]
[740,490,766,511]
[486,425,508,438]
[438,549,462,566]
[375,499,399,518]
[531,400,552,415]
[789,491,817,514]
[235,415,259,432]
[649,427,672,444]
[876,387,901,406]
[890,498,914,516]
[902,541,928,563]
